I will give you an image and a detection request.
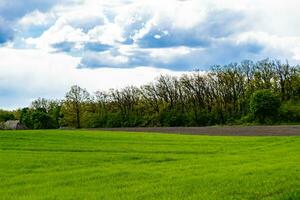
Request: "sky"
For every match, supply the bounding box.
[0,0,300,109]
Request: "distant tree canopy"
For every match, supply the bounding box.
[20,98,61,129]
[0,110,15,122]
[5,59,300,129]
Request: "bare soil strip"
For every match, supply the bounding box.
[94,126,300,136]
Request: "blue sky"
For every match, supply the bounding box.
[0,0,300,109]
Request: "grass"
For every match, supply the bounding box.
[0,130,300,200]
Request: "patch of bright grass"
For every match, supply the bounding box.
[0,130,299,200]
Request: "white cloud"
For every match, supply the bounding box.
[88,23,124,45]
[25,4,109,50]
[27,24,87,51]
[18,10,55,26]
[23,0,300,68]
[0,47,185,109]
[235,31,300,57]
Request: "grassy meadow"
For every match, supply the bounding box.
[0,130,300,200]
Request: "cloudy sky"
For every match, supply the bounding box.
[0,0,300,109]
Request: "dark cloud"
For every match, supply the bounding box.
[84,43,112,52]
[137,30,211,48]
[51,42,76,53]
[51,42,112,54]
[78,39,267,71]
[136,10,246,48]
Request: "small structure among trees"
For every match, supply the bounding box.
[3,120,27,130]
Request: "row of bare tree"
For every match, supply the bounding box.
[21,59,300,128]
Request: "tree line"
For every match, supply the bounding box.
[1,59,300,129]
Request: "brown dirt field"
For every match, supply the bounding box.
[94,126,300,136]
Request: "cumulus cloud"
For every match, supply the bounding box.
[18,10,54,27]
[0,0,79,43]
[21,0,300,70]
[120,6,246,48]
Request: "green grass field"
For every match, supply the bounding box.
[0,130,300,200]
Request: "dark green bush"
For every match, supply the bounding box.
[279,100,300,123]
[250,90,281,123]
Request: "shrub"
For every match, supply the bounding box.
[279,100,300,123]
[32,111,57,129]
[250,90,281,123]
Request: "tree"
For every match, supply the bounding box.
[31,110,56,129]
[250,90,281,123]
[0,110,15,122]
[31,98,49,111]
[63,85,90,128]
[20,108,33,129]
[47,100,62,128]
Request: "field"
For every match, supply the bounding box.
[97,125,300,136]
[0,130,300,200]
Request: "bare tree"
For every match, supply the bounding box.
[64,85,90,128]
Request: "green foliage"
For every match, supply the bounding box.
[250,90,281,123]
[20,100,61,129]
[234,114,255,125]
[20,108,33,128]
[159,109,187,126]
[0,110,15,122]
[279,100,300,123]
[31,110,57,129]
[105,112,123,127]
[0,130,300,199]
[62,85,90,128]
